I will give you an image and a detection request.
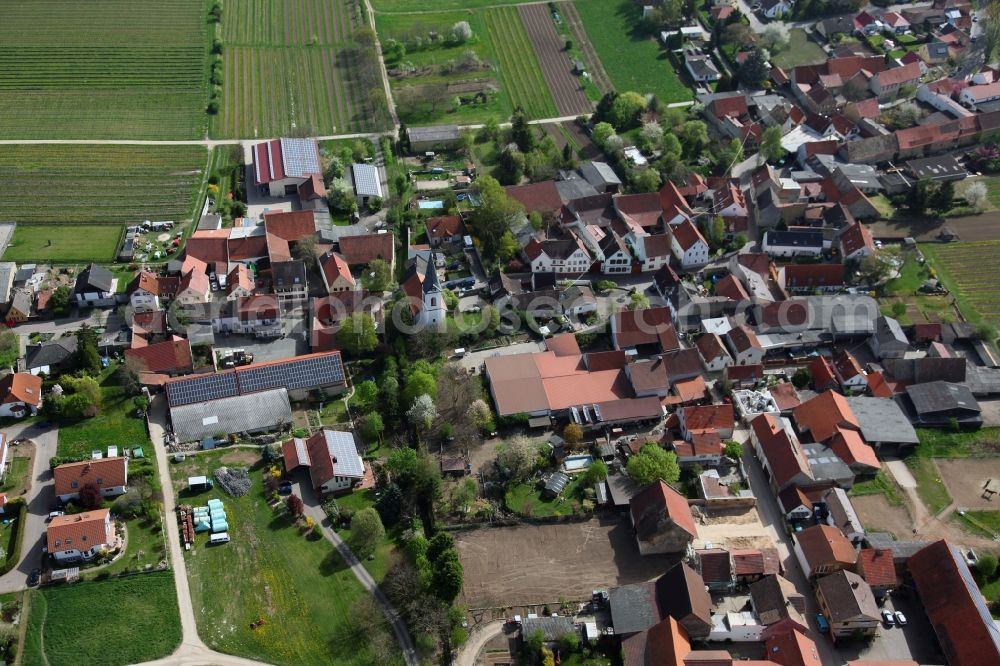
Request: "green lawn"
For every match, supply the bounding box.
[869,194,896,219]
[914,427,1000,458]
[57,382,150,459]
[574,0,692,102]
[3,225,125,264]
[22,571,181,666]
[331,489,398,584]
[83,516,167,579]
[849,470,904,506]
[906,455,952,515]
[505,474,587,517]
[173,451,391,665]
[954,510,1000,540]
[770,29,827,69]
[0,456,30,495]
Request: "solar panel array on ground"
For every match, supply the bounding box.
[166,352,345,406]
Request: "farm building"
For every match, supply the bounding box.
[252,138,323,198]
[169,388,293,443]
[407,125,461,152]
[351,163,383,207]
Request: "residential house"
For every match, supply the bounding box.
[320,252,355,293]
[778,264,845,294]
[749,575,807,631]
[854,547,896,601]
[598,230,634,274]
[425,216,465,247]
[680,404,734,440]
[696,333,733,372]
[880,11,910,33]
[252,138,323,198]
[123,339,194,379]
[684,48,721,82]
[47,509,119,564]
[793,524,857,578]
[630,480,698,555]
[839,222,876,261]
[725,364,765,389]
[823,487,865,544]
[175,270,210,305]
[73,264,115,307]
[670,219,710,270]
[731,548,781,584]
[128,271,166,313]
[611,307,679,354]
[794,390,863,442]
[779,486,816,521]
[960,82,1000,109]
[832,349,867,390]
[561,284,597,316]
[724,325,764,366]
[815,570,879,641]
[282,429,366,494]
[698,548,735,591]
[54,457,129,502]
[0,373,42,418]
[226,264,255,301]
[671,431,724,467]
[24,337,77,376]
[809,356,839,392]
[523,237,591,275]
[271,260,308,303]
[909,539,1000,666]
[764,626,822,666]
[5,290,31,324]
[658,562,714,639]
[869,315,911,359]
[620,617,691,666]
[762,230,823,258]
[869,62,922,101]
[263,209,317,242]
[635,234,673,273]
[750,413,814,493]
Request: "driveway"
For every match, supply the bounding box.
[0,420,58,593]
[453,341,544,372]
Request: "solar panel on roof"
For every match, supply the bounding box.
[279,138,320,178]
[167,372,238,406]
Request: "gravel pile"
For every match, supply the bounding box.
[214,467,251,496]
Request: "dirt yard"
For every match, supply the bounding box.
[852,494,915,538]
[937,458,1000,510]
[455,517,679,607]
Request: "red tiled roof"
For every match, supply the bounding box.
[338,232,394,266]
[833,349,864,383]
[178,269,209,297]
[682,405,734,434]
[840,222,874,257]
[829,427,880,470]
[793,390,860,443]
[874,62,922,87]
[46,508,115,555]
[764,626,821,666]
[674,431,723,458]
[732,548,781,576]
[737,253,771,276]
[124,339,192,375]
[630,479,698,539]
[857,547,897,587]
[796,524,857,571]
[614,307,677,349]
[715,275,749,301]
[671,219,706,252]
[426,215,465,241]
[725,364,764,383]
[228,233,269,261]
[616,192,664,229]
[227,264,254,296]
[709,95,749,120]
[321,252,354,288]
[909,539,1000,666]
[643,234,673,258]
[128,271,162,296]
[769,382,801,411]
[698,548,732,583]
[696,333,730,364]
[674,376,707,404]
[782,264,844,289]
[751,413,813,489]
[506,181,561,214]
[809,356,838,389]
[54,458,128,497]
[264,210,316,242]
[726,325,761,353]
[298,173,326,200]
[185,230,229,265]
[0,373,42,407]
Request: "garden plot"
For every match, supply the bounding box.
[519,4,593,116]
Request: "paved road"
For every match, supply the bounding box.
[738,432,842,666]
[296,479,419,666]
[14,310,110,336]
[0,421,58,594]
[455,620,506,666]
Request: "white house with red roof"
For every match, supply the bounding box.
[320,252,355,293]
[0,373,42,418]
[47,509,120,564]
[127,271,165,313]
[669,220,709,270]
[176,270,210,305]
[838,221,875,261]
[282,429,366,494]
[252,138,323,198]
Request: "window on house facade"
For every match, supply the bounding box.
[96,478,103,485]
[71,480,79,488]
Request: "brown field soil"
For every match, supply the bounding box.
[936,458,1000,511]
[852,494,914,539]
[561,120,602,160]
[519,4,592,117]
[870,215,1000,242]
[455,517,679,607]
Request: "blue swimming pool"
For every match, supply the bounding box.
[417,200,444,210]
[563,454,593,473]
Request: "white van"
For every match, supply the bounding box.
[209,532,230,545]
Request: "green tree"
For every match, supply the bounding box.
[75,324,101,375]
[631,168,661,193]
[361,258,392,293]
[0,330,18,369]
[661,132,683,159]
[628,292,650,310]
[609,91,647,130]
[700,216,726,250]
[626,444,680,486]
[349,507,385,557]
[760,126,786,163]
[495,436,538,482]
[791,367,811,389]
[723,440,743,460]
[327,178,357,214]
[49,285,72,316]
[905,178,931,215]
[737,48,770,88]
[563,423,583,447]
[930,180,955,215]
[973,553,999,584]
[354,380,379,411]
[360,412,384,443]
[591,121,616,149]
[407,393,438,430]
[582,459,609,485]
[890,301,907,318]
[336,313,378,356]
[469,176,525,262]
[510,108,535,152]
[404,368,438,406]
[678,121,709,158]
[431,549,464,602]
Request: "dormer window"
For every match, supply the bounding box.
[96,478,103,485]
[82,535,88,542]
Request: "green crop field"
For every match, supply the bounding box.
[483,7,558,119]
[574,0,692,103]
[0,0,209,139]
[4,226,126,264]
[173,450,396,665]
[215,0,375,137]
[922,241,1000,333]
[22,571,181,666]
[372,0,535,10]
[0,144,207,229]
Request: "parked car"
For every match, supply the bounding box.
[881,609,895,627]
[894,611,907,626]
[27,569,40,587]
[815,614,829,633]
[278,481,293,496]
[47,511,64,522]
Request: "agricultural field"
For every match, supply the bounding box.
[921,240,1000,333]
[0,144,208,227]
[483,7,559,119]
[22,571,182,666]
[518,4,593,116]
[0,0,209,139]
[3,226,127,264]
[175,450,391,665]
[216,0,377,137]
[574,0,693,103]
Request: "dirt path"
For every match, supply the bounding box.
[518,4,592,117]
[456,620,506,666]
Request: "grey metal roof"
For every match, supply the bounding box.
[609,582,659,635]
[555,176,599,202]
[25,337,78,371]
[280,138,321,178]
[545,472,570,495]
[905,155,966,181]
[802,442,853,483]
[579,161,622,188]
[906,381,980,415]
[520,616,576,642]
[407,125,460,142]
[874,315,909,345]
[170,388,292,442]
[834,163,882,191]
[863,532,932,560]
[0,262,15,303]
[845,396,919,445]
[351,163,383,198]
[198,214,222,231]
[764,230,823,248]
[967,364,1000,396]
[321,430,364,478]
[74,263,113,294]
